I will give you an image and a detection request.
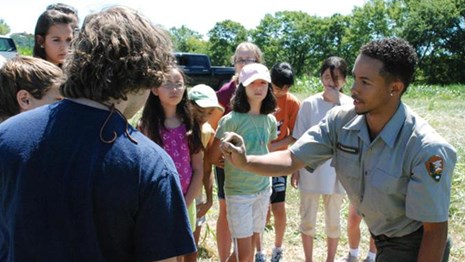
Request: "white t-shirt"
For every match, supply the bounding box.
[293,92,352,194]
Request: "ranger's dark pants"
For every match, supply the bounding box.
[371,227,451,262]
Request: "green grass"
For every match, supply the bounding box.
[191,81,465,261]
[402,84,465,261]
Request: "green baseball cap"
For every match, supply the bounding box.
[188,84,224,112]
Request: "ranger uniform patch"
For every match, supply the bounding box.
[425,155,444,182]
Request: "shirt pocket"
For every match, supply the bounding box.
[332,147,360,179]
[331,148,361,196]
[370,168,408,195]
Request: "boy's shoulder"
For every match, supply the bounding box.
[286,92,301,103]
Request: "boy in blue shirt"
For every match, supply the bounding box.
[0,6,195,261]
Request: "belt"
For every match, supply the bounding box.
[372,233,389,241]
[371,226,423,242]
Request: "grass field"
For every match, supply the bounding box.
[191,82,465,261]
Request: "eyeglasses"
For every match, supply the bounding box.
[235,58,257,65]
[161,81,185,89]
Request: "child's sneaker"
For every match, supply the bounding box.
[337,252,359,262]
[271,247,283,262]
[255,252,267,262]
[362,256,375,262]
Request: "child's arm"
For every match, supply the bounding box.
[269,135,297,152]
[208,137,225,168]
[197,135,215,218]
[184,151,203,207]
[208,108,223,131]
[270,99,300,152]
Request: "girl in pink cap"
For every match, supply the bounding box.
[210,63,277,262]
[209,42,265,262]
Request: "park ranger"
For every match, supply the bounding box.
[219,37,456,262]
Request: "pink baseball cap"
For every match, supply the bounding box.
[239,63,271,86]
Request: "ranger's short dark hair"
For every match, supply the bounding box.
[361,38,418,91]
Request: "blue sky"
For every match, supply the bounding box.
[1,0,366,37]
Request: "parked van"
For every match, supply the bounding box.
[0,36,18,60]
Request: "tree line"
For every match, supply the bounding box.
[2,0,464,84]
[171,0,464,85]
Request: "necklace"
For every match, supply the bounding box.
[248,113,266,147]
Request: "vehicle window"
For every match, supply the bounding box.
[0,37,18,60]
[187,56,206,67]
[0,38,16,52]
[175,54,207,68]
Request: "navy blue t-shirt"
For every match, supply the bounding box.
[0,99,196,261]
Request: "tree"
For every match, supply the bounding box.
[181,0,464,84]
[252,11,356,77]
[400,0,465,84]
[0,19,11,35]
[10,33,34,56]
[207,20,248,66]
[318,14,351,61]
[252,11,327,76]
[169,26,208,54]
[342,0,399,66]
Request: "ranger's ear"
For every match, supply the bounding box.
[390,80,405,97]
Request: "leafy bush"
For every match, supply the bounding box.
[18,47,32,56]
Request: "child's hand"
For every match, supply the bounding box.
[291,171,300,188]
[216,156,225,168]
[196,200,213,218]
[323,86,341,105]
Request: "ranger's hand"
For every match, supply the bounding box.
[220,132,247,169]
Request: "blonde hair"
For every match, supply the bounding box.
[230,42,264,65]
[230,42,264,83]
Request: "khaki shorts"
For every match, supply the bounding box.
[225,189,271,239]
[299,191,344,238]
